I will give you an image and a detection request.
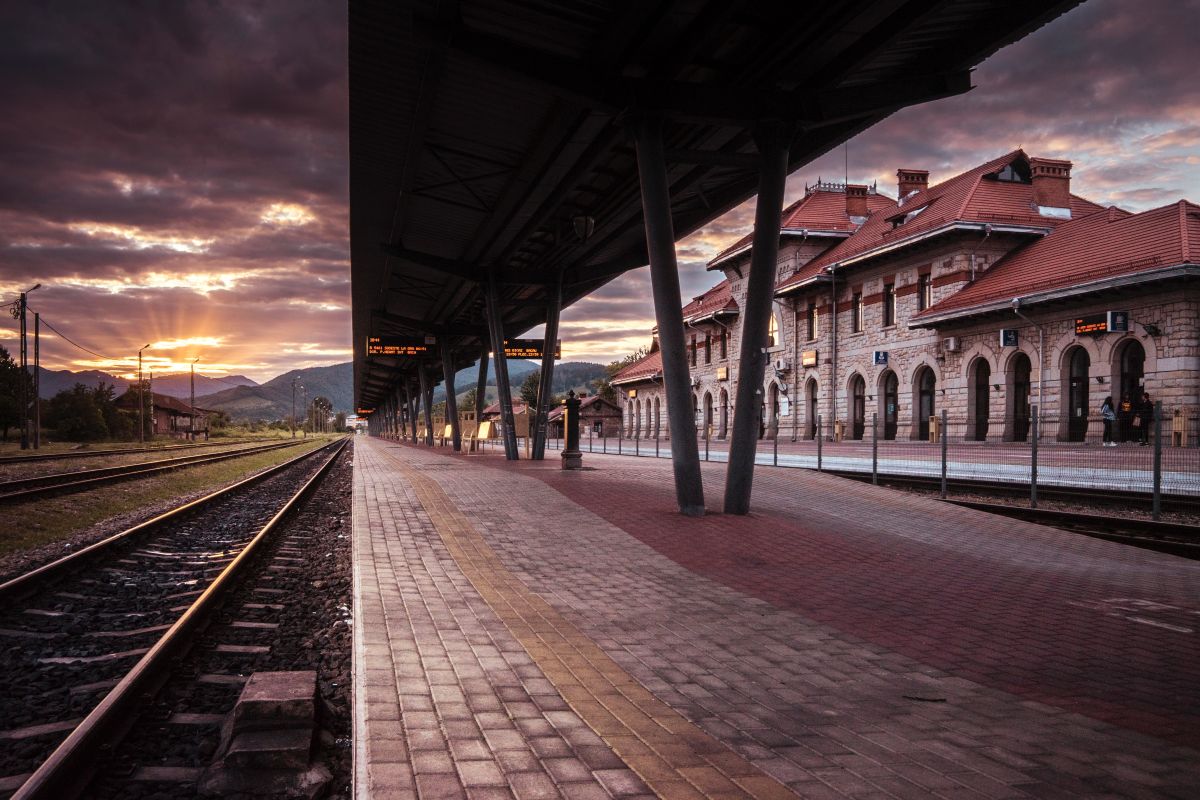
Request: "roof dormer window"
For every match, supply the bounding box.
[889,204,927,229]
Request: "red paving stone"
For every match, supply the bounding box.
[360,437,1200,798]
[427,441,1200,750]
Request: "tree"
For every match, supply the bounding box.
[334,411,347,431]
[45,383,108,441]
[0,346,32,442]
[461,386,478,413]
[519,370,541,406]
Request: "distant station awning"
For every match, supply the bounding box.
[351,0,1081,410]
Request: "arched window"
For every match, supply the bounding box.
[1007,353,1031,442]
[914,366,936,440]
[879,370,898,440]
[767,312,779,348]
[850,374,865,440]
[1063,347,1090,442]
[968,357,991,441]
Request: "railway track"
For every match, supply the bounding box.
[0,438,259,466]
[0,440,307,504]
[830,468,1199,514]
[0,437,349,799]
[943,499,1200,559]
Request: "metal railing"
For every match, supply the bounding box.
[550,402,1198,518]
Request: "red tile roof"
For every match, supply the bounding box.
[681,279,738,323]
[611,349,663,385]
[709,185,892,268]
[915,200,1200,321]
[547,395,621,421]
[777,150,1105,294]
[482,400,529,415]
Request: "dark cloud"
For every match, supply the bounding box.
[0,0,348,379]
[2,0,1195,376]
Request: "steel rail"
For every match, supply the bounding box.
[9,436,349,800]
[0,438,259,465]
[0,438,344,602]
[828,469,1199,511]
[943,499,1200,559]
[0,440,306,504]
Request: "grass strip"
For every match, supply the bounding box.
[0,437,336,556]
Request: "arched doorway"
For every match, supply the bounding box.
[1064,346,1090,441]
[633,398,641,438]
[766,383,780,438]
[703,392,713,438]
[913,367,936,440]
[717,389,728,439]
[653,396,661,438]
[805,378,819,439]
[645,399,654,438]
[879,370,898,440]
[849,374,865,440]
[1115,339,1145,404]
[969,357,991,441]
[1007,353,1031,441]
[692,393,699,433]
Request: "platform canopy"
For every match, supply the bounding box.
[351,0,1081,411]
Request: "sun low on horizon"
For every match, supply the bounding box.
[3,0,1198,381]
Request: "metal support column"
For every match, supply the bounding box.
[474,345,489,424]
[407,381,419,444]
[631,115,704,516]
[441,340,461,451]
[723,122,790,515]
[419,366,434,446]
[484,275,519,459]
[532,278,562,460]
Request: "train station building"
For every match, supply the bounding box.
[613,150,1200,443]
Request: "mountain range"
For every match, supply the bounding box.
[34,358,608,422]
[36,367,257,400]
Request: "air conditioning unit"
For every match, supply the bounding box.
[941,336,960,353]
[774,358,791,372]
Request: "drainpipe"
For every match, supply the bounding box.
[1012,297,1043,440]
[825,264,839,437]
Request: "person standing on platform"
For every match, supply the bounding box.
[1118,392,1134,442]
[1138,391,1153,446]
[1100,396,1116,446]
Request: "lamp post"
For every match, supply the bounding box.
[291,377,298,438]
[190,357,200,441]
[137,343,151,444]
[301,384,308,438]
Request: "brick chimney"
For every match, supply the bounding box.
[1029,157,1072,209]
[846,184,869,218]
[897,169,929,199]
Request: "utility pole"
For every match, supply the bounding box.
[291,378,298,438]
[138,343,151,445]
[190,357,199,441]
[11,284,39,449]
[33,313,40,449]
[302,384,308,438]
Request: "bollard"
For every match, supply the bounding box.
[872,412,878,486]
[1030,405,1039,509]
[940,408,948,499]
[635,430,639,457]
[817,414,823,472]
[656,432,660,458]
[589,423,593,453]
[560,391,582,470]
[618,431,622,455]
[603,429,607,454]
[705,424,709,462]
[1153,400,1163,520]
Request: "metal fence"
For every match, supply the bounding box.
[548,402,1200,518]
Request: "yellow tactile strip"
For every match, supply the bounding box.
[384,450,797,800]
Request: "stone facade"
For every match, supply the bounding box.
[614,151,1200,443]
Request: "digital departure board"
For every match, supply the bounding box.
[366,336,433,357]
[503,339,561,359]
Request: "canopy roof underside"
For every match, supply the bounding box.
[351,0,1082,409]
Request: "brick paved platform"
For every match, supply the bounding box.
[353,436,1200,799]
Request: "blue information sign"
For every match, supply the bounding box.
[873,351,888,366]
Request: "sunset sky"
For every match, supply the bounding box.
[1,1,1198,382]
